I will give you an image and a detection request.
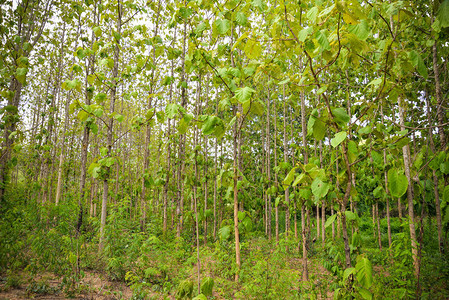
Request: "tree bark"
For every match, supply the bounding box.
[398,95,419,277]
[99,2,121,252]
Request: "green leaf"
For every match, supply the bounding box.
[358,125,372,135]
[316,30,330,51]
[298,188,311,199]
[215,19,230,35]
[236,12,247,26]
[409,50,428,79]
[325,214,337,228]
[202,116,224,137]
[345,210,357,221]
[343,267,355,281]
[349,19,370,40]
[441,162,449,175]
[90,122,98,134]
[200,277,214,297]
[238,211,245,221]
[307,7,318,23]
[318,4,335,18]
[356,256,373,289]
[113,31,121,41]
[332,107,350,124]
[63,79,81,91]
[373,186,384,198]
[387,168,408,198]
[244,39,262,59]
[366,78,382,89]
[298,27,313,42]
[437,0,449,28]
[192,294,207,300]
[15,67,28,84]
[218,226,231,240]
[247,99,265,116]
[179,7,192,19]
[358,287,373,300]
[166,103,179,119]
[88,162,101,178]
[293,173,306,186]
[251,0,265,11]
[195,22,207,36]
[283,167,297,186]
[275,196,281,207]
[235,86,255,103]
[114,114,124,122]
[93,26,102,37]
[308,113,326,141]
[331,131,347,148]
[311,177,329,199]
[443,185,449,204]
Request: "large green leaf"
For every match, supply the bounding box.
[331,131,347,148]
[387,169,408,198]
[215,19,230,35]
[311,177,329,198]
[345,210,358,221]
[298,27,313,42]
[356,256,373,289]
[332,107,350,124]
[440,162,449,175]
[373,186,384,198]
[325,214,337,228]
[307,6,318,23]
[437,0,449,28]
[283,167,297,186]
[443,185,449,204]
[236,12,247,26]
[165,103,179,119]
[244,39,262,59]
[348,19,370,40]
[218,226,231,240]
[409,50,428,79]
[235,86,255,103]
[316,30,330,51]
[307,113,326,141]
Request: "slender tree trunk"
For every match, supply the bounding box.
[233,103,242,281]
[266,90,272,240]
[381,106,392,247]
[99,3,121,252]
[300,68,308,280]
[274,94,279,244]
[398,95,419,277]
[283,84,290,251]
[376,202,382,250]
[432,43,446,147]
[193,84,201,292]
[425,89,443,252]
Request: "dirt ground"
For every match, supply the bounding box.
[0,271,133,300]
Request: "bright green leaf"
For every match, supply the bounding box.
[311,177,329,198]
[388,168,408,198]
[331,131,347,148]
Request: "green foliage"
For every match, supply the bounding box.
[200,277,214,297]
[176,279,193,300]
[387,169,408,198]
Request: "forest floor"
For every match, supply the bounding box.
[0,270,133,299]
[0,254,335,299]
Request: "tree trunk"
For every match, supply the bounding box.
[398,95,419,277]
[376,202,382,250]
[283,84,290,251]
[99,3,121,252]
[266,90,272,240]
[300,66,308,280]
